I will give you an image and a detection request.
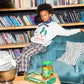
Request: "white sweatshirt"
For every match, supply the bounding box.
[31,22,80,46]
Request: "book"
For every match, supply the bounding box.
[73,10,79,22]
[24,32,29,43]
[62,11,69,23]
[19,0,21,8]
[30,30,34,38]
[80,10,84,22]
[8,49,16,59]
[0,35,6,45]
[2,33,13,44]
[56,14,63,23]
[74,0,78,4]
[71,11,77,22]
[31,0,36,7]
[26,15,34,25]
[10,16,20,26]
[52,14,60,23]
[6,33,16,43]
[68,11,74,22]
[0,18,5,27]
[14,0,19,8]
[59,14,65,23]
[16,16,24,26]
[30,15,36,25]
[51,15,57,23]
[14,49,21,57]
[20,34,25,43]
[62,0,65,5]
[0,23,2,27]
[4,16,13,27]
[0,16,7,27]
[65,11,72,23]
[2,17,9,27]
[27,31,31,42]
[53,0,57,6]
[23,15,31,25]
[15,34,20,43]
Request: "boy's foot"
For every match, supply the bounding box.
[24,72,27,75]
[18,71,27,76]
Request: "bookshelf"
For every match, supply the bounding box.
[0,4,84,49]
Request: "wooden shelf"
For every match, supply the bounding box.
[0,7,37,11]
[0,25,37,30]
[0,22,84,30]
[0,4,84,11]
[0,43,29,49]
[59,22,84,26]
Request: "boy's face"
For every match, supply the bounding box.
[40,10,51,22]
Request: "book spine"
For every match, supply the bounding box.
[2,17,9,27]
[10,16,20,26]
[16,16,24,26]
[26,15,33,25]
[30,15,36,25]
[7,33,16,43]
[0,17,7,27]
[23,15,31,25]
[4,16,12,27]
[6,16,14,26]
[19,0,21,8]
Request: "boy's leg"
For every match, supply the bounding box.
[17,43,44,73]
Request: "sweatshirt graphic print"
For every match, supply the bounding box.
[34,27,47,42]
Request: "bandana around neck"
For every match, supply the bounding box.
[38,17,54,27]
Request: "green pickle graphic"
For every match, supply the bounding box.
[43,67,52,78]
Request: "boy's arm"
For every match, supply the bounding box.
[57,28,80,36]
[55,23,81,36]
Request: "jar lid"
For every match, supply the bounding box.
[42,61,52,65]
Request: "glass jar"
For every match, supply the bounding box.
[42,61,53,79]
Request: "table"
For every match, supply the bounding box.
[13,73,61,84]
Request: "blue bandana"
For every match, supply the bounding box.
[38,17,54,27]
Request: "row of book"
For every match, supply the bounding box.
[53,0,84,6]
[0,14,38,27]
[0,10,83,28]
[52,10,84,23]
[14,0,31,8]
[0,49,21,59]
[0,30,34,45]
[14,0,84,8]
[35,0,84,7]
[0,10,84,27]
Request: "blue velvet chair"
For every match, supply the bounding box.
[27,32,84,84]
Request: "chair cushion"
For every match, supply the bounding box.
[57,41,84,66]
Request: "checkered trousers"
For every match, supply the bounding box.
[16,43,45,72]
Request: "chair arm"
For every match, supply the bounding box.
[75,53,84,73]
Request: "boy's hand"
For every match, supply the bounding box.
[80,29,84,32]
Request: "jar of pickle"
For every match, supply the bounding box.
[42,61,53,79]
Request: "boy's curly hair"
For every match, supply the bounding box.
[36,3,53,16]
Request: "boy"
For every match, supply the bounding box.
[16,3,84,76]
